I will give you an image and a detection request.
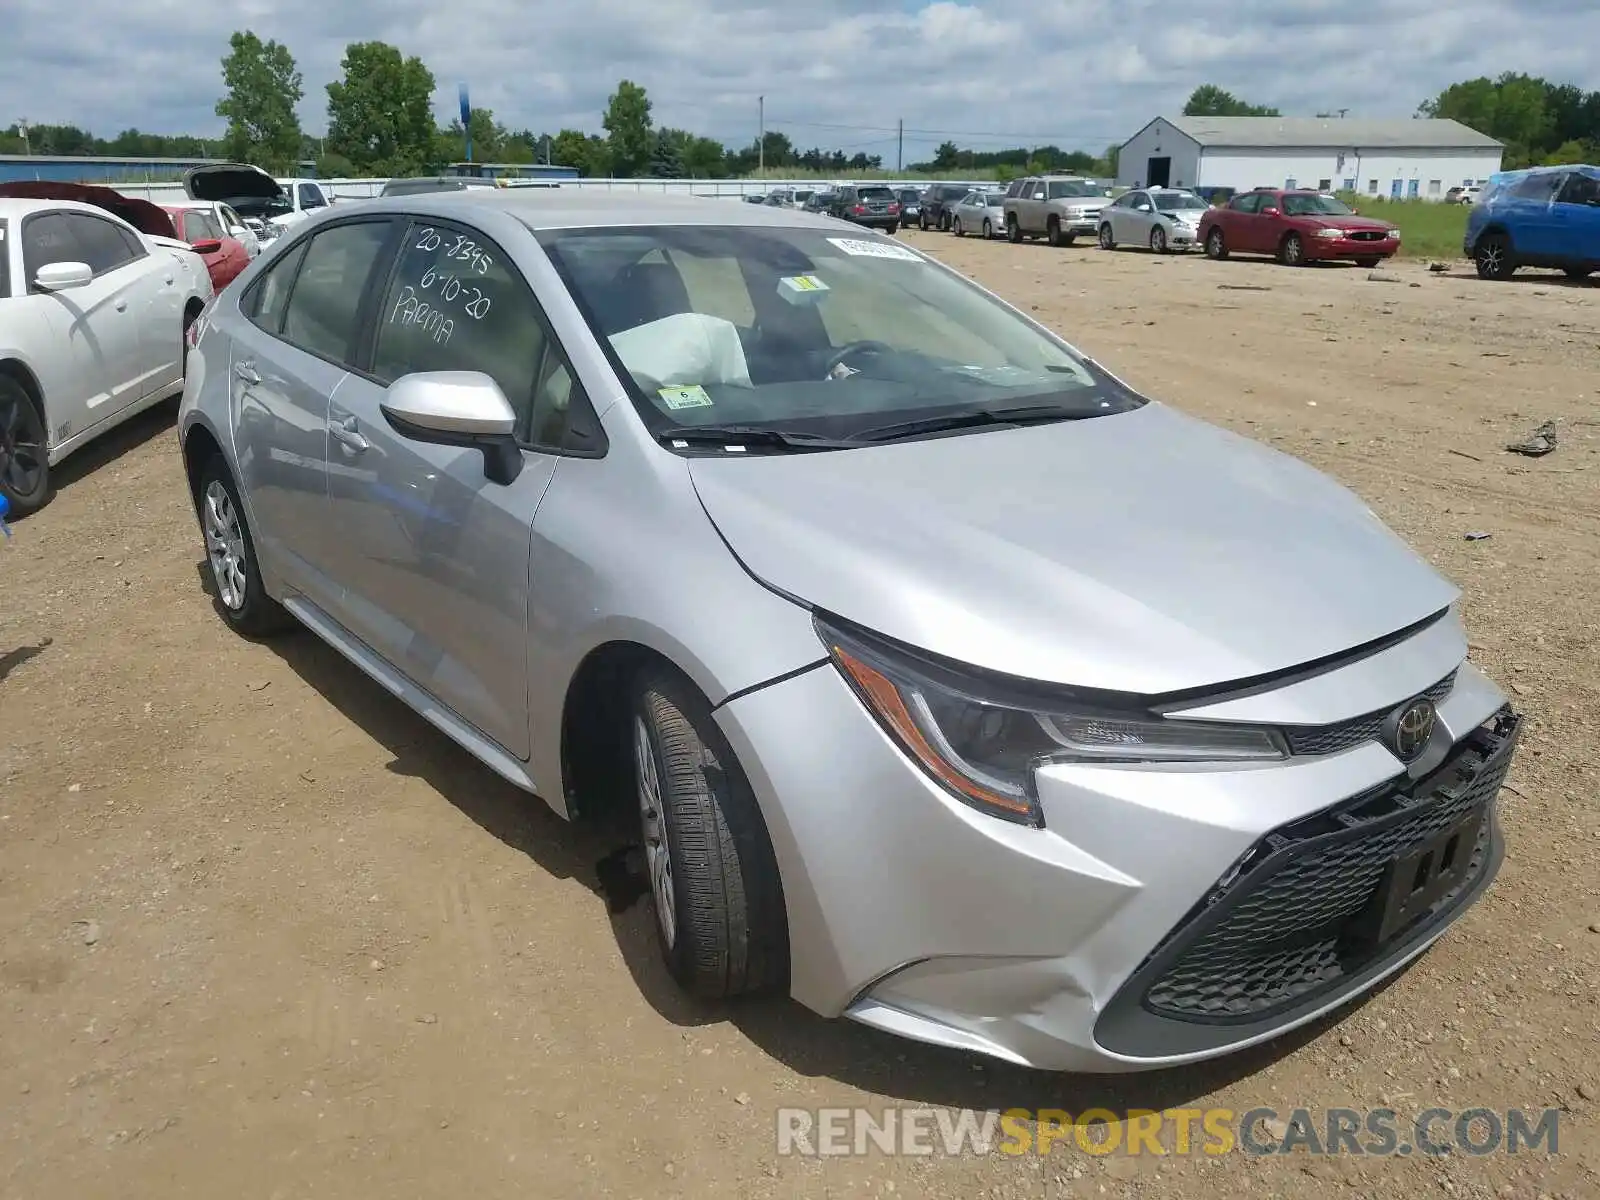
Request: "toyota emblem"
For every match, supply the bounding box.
[1385,697,1438,762]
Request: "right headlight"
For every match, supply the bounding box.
[817,618,1288,827]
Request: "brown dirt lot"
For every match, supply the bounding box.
[2,235,1597,1200]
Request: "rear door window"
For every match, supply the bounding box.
[279,220,393,363]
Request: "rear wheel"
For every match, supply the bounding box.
[919,212,929,232]
[1098,223,1115,250]
[0,373,50,516]
[1205,227,1228,259]
[632,668,788,999]
[1150,225,1168,254]
[1278,232,1305,266]
[1006,213,1022,244]
[1475,232,1515,280]
[197,455,292,637]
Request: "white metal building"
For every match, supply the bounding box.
[1116,116,1504,200]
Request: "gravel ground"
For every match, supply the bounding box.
[1,233,1596,1199]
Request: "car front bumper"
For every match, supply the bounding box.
[1306,234,1400,260]
[715,630,1514,1072]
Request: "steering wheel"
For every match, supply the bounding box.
[824,340,893,377]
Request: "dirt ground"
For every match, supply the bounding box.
[2,235,1597,1200]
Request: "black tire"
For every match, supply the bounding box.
[0,373,52,516]
[885,223,898,235]
[1355,257,1381,269]
[952,217,965,237]
[938,212,950,232]
[919,212,928,232]
[1475,232,1515,280]
[1006,213,1022,244]
[632,668,788,999]
[1278,232,1305,266]
[1047,215,1065,246]
[982,218,993,238]
[1205,227,1228,259]
[196,454,293,637]
[1098,223,1115,250]
[1150,226,1168,254]
[1562,266,1592,280]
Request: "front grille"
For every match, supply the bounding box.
[1285,670,1457,756]
[1349,230,1386,241]
[1138,709,1517,1024]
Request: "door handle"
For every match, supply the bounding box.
[233,361,260,385]
[331,416,369,453]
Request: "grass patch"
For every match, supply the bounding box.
[1335,196,1469,259]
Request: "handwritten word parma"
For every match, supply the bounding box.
[387,287,455,345]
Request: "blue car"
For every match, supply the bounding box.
[1465,165,1600,281]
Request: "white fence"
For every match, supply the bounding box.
[111,176,949,205]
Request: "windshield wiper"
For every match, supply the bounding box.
[850,402,1105,444]
[657,424,857,451]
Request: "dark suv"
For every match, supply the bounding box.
[1465,166,1600,281]
[918,182,976,231]
[828,184,901,232]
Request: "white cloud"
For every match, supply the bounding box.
[2,0,1597,165]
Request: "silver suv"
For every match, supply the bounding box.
[1003,176,1111,246]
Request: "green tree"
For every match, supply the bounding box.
[648,129,685,177]
[440,107,505,163]
[1183,84,1280,117]
[215,30,304,172]
[931,140,960,170]
[550,128,611,177]
[325,41,438,175]
[602,80,654,176]
[1418,73,1555,167]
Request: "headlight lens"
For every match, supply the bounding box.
[1315,227,1345,239]
[817,619,1289,827]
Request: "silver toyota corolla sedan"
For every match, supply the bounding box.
[177,190,1520,1072]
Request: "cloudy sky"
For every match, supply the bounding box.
[4,0,1598,163]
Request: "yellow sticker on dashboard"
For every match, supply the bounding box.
[658,385,713,410]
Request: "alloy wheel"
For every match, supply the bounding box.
[0,392,45,500]
[634,714,677,948]
[203,479,248,611]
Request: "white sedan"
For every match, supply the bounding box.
[950,188,1007,238]
[1097,188,1211,253]
[0,195,212,513]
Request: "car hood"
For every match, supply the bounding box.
[686,402,1457,693]
[1306,214,1395,232]
[184,164,284,203]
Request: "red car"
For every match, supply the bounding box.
[162,204,250,290]
[1198,189,1401,267]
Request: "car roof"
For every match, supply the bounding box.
[0,195,133,221]
[357,188,863,232]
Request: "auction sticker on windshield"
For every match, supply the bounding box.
[827,237,923,262]
[659,385,714,410]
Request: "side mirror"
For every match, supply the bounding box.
[33,261,94,291]
[1261,206,1281,217]
[191,239,223,254]
[380,371,524,486]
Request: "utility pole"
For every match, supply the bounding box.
[896,119,903,172]
[1338,108,1349,119]
[758,96,765,174]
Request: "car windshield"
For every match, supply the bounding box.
[1047,181,1099,198]
[1153,192,1208,211]
[1282,194,1353,216]
[537,225,1141,444]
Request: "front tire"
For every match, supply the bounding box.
[1355,257,1382,269]
[1046,216,1065,246]
[1150,225,1168,254]
[1278,232,1305,266]
[982,218,993,238]
[1098,223,1115,250]
[632,669,788,999]
[953,217,964,237]
[1006,213,1022,244]
[1205,227,1228,259]
[919,212,929,232]
[1475,232,1515,280]
[197,455,292,636]
[885,222,898,235]
[1563,266,1592,280]
[0,374,51,516]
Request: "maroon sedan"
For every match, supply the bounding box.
[163,204,250,291]
[1199,189,1401,267]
